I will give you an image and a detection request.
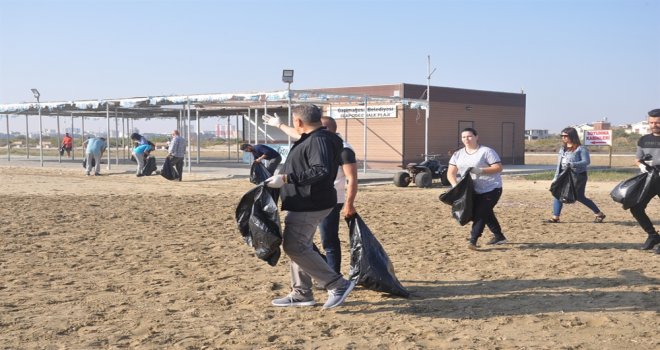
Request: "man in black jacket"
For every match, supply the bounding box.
[265,104,356,309]
[632,109,660,253]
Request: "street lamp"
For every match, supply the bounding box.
[31,88,43,167]
[282,69,294,148]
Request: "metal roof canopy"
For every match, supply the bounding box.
[1,88,428,172]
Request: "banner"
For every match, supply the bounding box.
[584,130,612,146]
[329,105,399,119]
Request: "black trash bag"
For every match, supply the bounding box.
[235,184,282,266]
[81,158,96,169]
[438,171,474,226]
[160,156,179,180]
[250,162,272,184]
[58,146,65,156]
[347,214,410,298]
[142,155,157,176]
[610,170,658,210]
[549,167,578,204]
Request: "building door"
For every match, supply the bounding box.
[457,121,474,149]
[501,122,515,164]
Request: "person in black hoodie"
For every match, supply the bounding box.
[264,104,356,309]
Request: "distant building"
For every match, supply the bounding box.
[628,120,650,135]
[524,129,549,140]
[216,124,238,138]
[592,120,611,130]
[571,123,594,139]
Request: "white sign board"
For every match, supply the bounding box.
[329,104,399,119]
[584,130,612,146]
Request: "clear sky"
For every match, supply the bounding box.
[0,0,658,134]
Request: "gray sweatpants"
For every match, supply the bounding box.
[86,152,101,174]
[283,208,346,296]
[133,152,144,175]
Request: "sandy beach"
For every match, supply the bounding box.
[0,166,658,349]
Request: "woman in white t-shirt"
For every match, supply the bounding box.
[447,128,507,250]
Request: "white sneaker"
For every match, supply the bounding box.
[271,292,316,307]
[322,280,356,309]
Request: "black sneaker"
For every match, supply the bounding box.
[641,234,660,250]
[655,245,660,255]
[486,236,508,245]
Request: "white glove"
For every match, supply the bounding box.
[639,163,650,173]
[265,175,285,188]
[262,113,282,127]
[470,167,483,175]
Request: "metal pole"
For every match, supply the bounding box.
[254,109,258,144]
[186,99,191,173]
[264,101,268,144]
[25,113,29,159]
[106,103,111,170]
[363,95,367,173]
[114,109,119,165]
[227,116,231,160]
[287,82,292,148]
[122,115,125,160]
[81,116,86,162]
[246,109,251,144]
[71,114,75,160]
[6,114,10,161]
[38,97,43,167]
[425,55,436,162]
[56,114,61,163]
[236,115,241,163]
[196,109,200,164]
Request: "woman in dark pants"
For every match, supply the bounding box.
[447,128,507,250]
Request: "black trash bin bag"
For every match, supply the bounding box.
[82,158,96,169]
[160,156,179,180]
[549,167,578,204]
[250,162,272,184]
[610,170,658,210]
[235,184,282,266]
[439,171,474,226]
[142,155,158,176]
[347,214,410,298]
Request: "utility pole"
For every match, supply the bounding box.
[425,55,436,161]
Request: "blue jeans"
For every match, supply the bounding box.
[552,172,601,216]
[318,203,344,274]
[470,188,504,243]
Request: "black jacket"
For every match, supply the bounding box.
[281,127,343,212]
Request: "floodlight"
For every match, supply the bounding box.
[31,88,40,99]
[282,69,294,83]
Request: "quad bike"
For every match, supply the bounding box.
[393,154,451,188]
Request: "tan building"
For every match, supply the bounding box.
[307,83,526,169]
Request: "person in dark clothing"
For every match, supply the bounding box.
[167,129,186,181]
[240,143,282,175]
[630,109,660,253]
[263,104,356,309]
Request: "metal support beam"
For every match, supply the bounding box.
[196,109,200,164]
[25,114,29,159]
[56,114,61,163]
[186,99,191,173]
[6,114,10,161]
[106,104,111,170]
[363,95,368,173]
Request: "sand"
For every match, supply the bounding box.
[0,166,658,349]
